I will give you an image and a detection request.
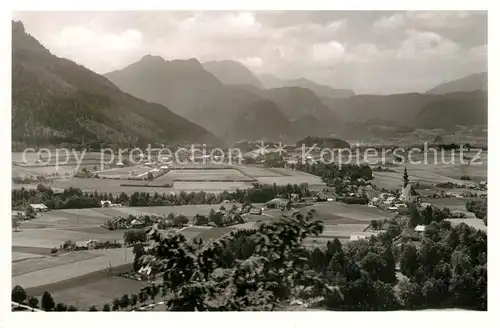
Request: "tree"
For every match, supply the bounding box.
[120,294,130,310]
[88,305,98,311]
[41,291,55,311]
[400,243,419,278]
[141,209,327,311]
[102,303,111,311]
[133,243,146,272]
[67,305,78,311]
[408,203,422,228]
[25,205,36,219]
[27,296,39,309]
[173,214,189,227]
[399,280,424,309]
[131,294,138,309]
[112,297,121,311]
[208,208,216,221]
[138,290,148,306]
[12,216,21,232]
[55,303,67,311]
[68,305,78,312]
[421,278,449,308]
[11,285,27,304]
[371,220,379,230]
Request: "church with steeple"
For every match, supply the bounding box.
[400,166,419,203]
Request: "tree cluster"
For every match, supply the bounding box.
[11,288,78,312]
[193,205,245,227]
[12,182,310,211]
[12,206,487,312]
[465,199,487,221]
[398,221,486,310]
[293,162,374,184]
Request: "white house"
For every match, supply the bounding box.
[30,204,48,212]
[414,225,426,233]
[112,217,128,229]
[100,200,112,207]
[249,208,263,215]
[76,239,98,250]
[131,219,144,227]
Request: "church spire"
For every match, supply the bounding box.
[403,166,409,188]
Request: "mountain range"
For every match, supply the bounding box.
[105,57,344,142]
[426,72,487,95]
[12,20,488,148]
[11,21,215,148]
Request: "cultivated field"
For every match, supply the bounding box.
[13,251,100,276]
[12,247,135,289]
[97,165,154,179]
[372,152,487,190]
[295,202,392,246]
[44,276,148,310]
[165,169,253,181]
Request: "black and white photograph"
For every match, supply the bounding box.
[5,5,490,317]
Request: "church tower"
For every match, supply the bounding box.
[403,166,409,188]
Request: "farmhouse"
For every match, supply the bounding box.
[76,239,98,250]
[101,200,112,207]
[249,208,263,215]
[130,218,145,228]
[30,203,48,212]
[114,217,128,229]
[12,210,26,220]
[265,197,290,209]
[414,225,426,233]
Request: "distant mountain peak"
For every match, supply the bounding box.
[140,54,166,63]
[202,60,263,88]
[12,23,216,147]
[257,74,354,99]
[427,72,487,95]
[12,20,25,33]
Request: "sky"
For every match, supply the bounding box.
[13,11,487,94]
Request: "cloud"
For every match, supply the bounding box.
[345,43,385,63]
[373,13,406,30]
[397,30,459,59]
[311,41,346,63]
[468,44,487,60]
[13,11,487,94]
[405,11,473,28]
[46,25,143,71]
[238,56,263,68]
[177,12,262,38]
[374,11,480,31]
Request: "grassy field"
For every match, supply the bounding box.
[43,276,148,310]
[13,251,100,276]
[231,165,286,177]
[165,169,253,182]
[12,247,134,289]
[304,202,392,223]
[12,164,86,178]
[12,161,329,194]
[97,165,154,178]
[12,252,46,262]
